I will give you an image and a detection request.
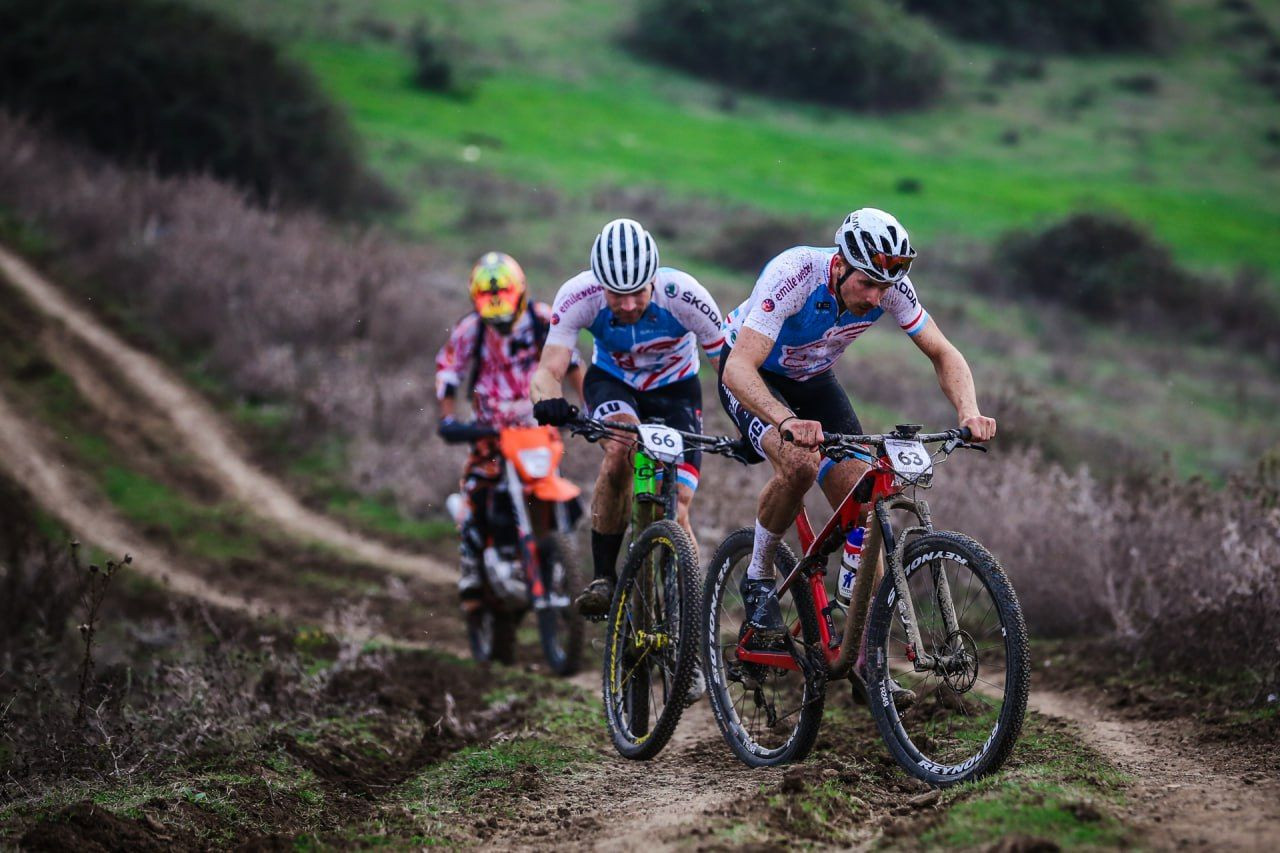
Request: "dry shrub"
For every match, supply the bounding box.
[629,0,948,113]
[931,446,1280,692]
[988,213,1280,359]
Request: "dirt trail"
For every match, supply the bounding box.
[1031,690,1279,850]
[0,385,264,616]
[495,676,782,852]
[0,243,452,584]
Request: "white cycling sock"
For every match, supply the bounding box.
[746,520,781,581]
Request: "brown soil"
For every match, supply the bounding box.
[20,801,185,852]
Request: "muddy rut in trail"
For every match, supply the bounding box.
[486,667,786,851]
[0,244,452,584]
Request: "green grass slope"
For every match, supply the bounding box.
[202,0,1280,281]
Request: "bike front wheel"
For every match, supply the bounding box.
[702,527,825,768]
[466,605,517,666]
[864,530,1029,786]
[535,532,584,677]
[602,519,700,760]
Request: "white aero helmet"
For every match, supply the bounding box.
[834,208,917,284]
[591,218,660,294]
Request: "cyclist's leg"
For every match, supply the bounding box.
[579,367,640,613]
[716,352,817,572]
[717,353,819,635]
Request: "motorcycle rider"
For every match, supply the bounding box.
[435,251,582,611]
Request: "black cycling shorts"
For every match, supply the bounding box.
[583,366,703,490]
[716,346,864,466]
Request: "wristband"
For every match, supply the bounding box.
[777,415,797,433]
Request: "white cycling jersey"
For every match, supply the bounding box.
[723,246,929,381]
[545,269,725,390]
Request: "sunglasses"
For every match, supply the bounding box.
[869,251,914,279]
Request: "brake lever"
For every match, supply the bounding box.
[961,441,988,453]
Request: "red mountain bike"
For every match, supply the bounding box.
[701,425,1029,786]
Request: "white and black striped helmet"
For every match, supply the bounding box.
[835,208,916,284]
[590,218,659,294]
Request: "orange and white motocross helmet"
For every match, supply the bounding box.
[469,251,527,331]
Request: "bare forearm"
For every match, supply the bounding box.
[530,367,564,404]
[934,350,980,420]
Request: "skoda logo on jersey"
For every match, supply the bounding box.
[761,298,776,313]
[665,282,678,297]
[551,313,560,325]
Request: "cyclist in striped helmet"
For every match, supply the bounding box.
[531,218,726,630]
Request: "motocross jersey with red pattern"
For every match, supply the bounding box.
[435,301,577,429]
[544,269,725,391]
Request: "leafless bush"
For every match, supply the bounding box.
[932,446,1280,693]
[67,544,129,725]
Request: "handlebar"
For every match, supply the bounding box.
[567,416,750,460]
[779,423,986,462]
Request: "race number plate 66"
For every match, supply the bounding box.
[883,438,932,478]
[638,424,684,463]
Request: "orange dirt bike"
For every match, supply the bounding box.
[448,424,585,676]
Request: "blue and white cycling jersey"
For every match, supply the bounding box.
[723,246,929,381]
[545,269,725,391]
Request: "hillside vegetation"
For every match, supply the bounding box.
[628,0,947,112]
[0,0,392,216]
[192,0,1280,282]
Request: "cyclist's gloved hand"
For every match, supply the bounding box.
[533,398,578,427]
[438,417,498,444]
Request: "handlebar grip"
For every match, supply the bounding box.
[782,429,794,443]
[958,426,973,441]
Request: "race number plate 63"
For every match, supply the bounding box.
[638,424,684,463]
[883,438,932,479]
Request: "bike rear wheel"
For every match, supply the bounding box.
[535,532,584,677]
[702,527,825,768]
[602,519,699,760]
[865,531,1029,786]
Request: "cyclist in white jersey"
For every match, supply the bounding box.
[530,218,725,620]
[718,208,996,705]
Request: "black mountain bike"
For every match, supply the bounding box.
[568,416,745,760]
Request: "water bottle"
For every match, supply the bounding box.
[835,526,864,606]
[445,493,470,526]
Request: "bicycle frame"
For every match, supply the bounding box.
[734,451,963,677]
